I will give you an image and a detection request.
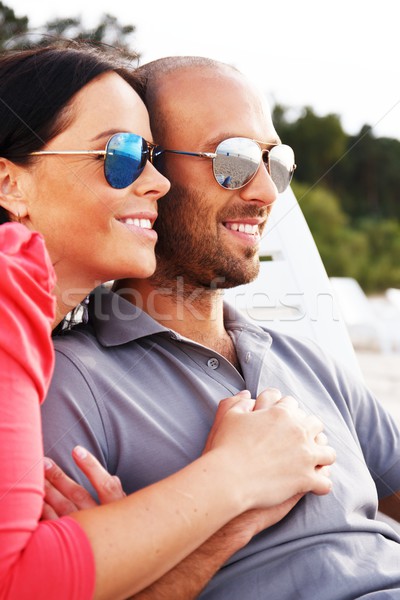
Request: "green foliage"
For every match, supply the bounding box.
[357,218,400,291]
[0,1,28,47]
[273,104,347,188]
[42,13,137,56]
[274,104,400,221]
[277,103,400,292]
[293,182,368,279]
[334,128,400,220]
[294,181,400,292]
[0,5,139,59]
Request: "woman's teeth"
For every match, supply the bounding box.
[120,218,152,229]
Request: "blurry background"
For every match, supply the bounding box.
[2,0,400,415]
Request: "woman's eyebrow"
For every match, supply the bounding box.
[90,129,120,142]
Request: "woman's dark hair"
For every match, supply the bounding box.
[0,40,144,224]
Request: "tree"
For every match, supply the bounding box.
[293,180,400,292]
[0,2,28,48]
[335,126,400,220]
[292,181,369,281]
[272,104,347,189]
[357,218,400,291]
[0,4,139,60]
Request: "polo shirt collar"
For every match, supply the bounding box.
[89,286,168,347]
[89,286,273,349]
[224,301,273,342]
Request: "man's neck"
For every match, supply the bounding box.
[116,276,227,347]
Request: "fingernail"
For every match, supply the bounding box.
[237,390,251,398]
[74,445,88,459]
[43,457,53,470]
[265,387,282,401]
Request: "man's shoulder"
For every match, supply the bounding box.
[50,322,109,383]
[224,303,327,359]
[52,321,99,353]
[225,305,344,380]
[265,326,328,358]
[260,324,357,390]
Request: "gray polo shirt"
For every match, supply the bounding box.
[42,287,400,599]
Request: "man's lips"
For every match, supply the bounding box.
[223,217,266,235]
[221,219,267,246]
[224,222,259,235]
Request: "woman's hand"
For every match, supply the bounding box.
[204,387,336,509]
[42,447,125,520]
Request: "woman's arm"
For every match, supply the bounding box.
[43,391,335,600]
[44,448,303,600]
[0,223,95,600]
[1,223,335,600]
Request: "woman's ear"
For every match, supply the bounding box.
[0,157,29,220]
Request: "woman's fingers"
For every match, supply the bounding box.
[72,446,126,504]
[315,432,329,445]
[258,390,332,453]
[254,387,282,409]
[310,462,335,496]
[44,448,126,515]
[256,389,336,496]
[44,457,97,514]
[203,391,254,454]
[314,442,336,467]
[41,500,62,521]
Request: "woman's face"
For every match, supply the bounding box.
[23,71,170,287]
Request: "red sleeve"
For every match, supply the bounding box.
[0,223,95,600]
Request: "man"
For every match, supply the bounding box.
[42,57,400,599]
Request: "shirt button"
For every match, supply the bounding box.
[207,357,220,369]
[245,352,251,363]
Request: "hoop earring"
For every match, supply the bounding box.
[17,211,21,223]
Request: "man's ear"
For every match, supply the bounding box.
[0,157,29,220]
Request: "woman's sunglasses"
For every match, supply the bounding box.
[29,132,156,189]
[154,137,296,192]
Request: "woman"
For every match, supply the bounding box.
[0,42,334,600]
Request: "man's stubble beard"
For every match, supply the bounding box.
[150,183,266,292]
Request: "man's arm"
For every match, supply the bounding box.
[379,493,400,523]
[43,456,301,600]
[131,500,301,600]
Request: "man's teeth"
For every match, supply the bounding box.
[226,223,258,234]
[120,218,152,229]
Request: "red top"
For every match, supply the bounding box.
[0,223,95,599]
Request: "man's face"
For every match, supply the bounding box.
[151,66,280,289]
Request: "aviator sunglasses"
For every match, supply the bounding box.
[29,132,156,189]
[154,137,296,192]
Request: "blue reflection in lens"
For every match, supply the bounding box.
[104,133,146,189]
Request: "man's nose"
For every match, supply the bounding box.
[239,161,278,207]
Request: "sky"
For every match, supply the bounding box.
[6,0,400,141]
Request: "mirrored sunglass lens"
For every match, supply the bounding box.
[213,138,261,189]
[268,144,295,193]
[104,133,147,189]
